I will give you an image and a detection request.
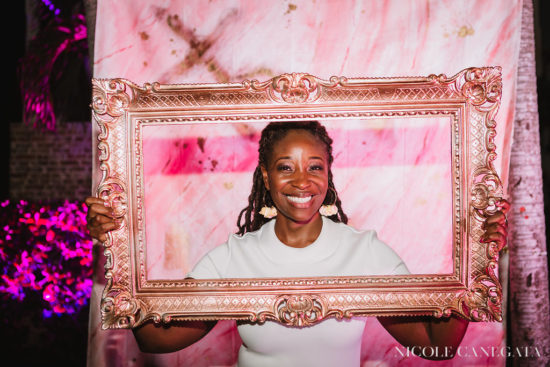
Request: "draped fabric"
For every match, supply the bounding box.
[84,1,548,365]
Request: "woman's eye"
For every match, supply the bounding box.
[309,165,324,171]
[277,165,292,172]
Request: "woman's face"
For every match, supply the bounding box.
[261,130,329,224]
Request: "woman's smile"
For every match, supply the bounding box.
[285,194,316,207]
[286,194,313,204]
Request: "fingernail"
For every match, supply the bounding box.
[104,201,111,208]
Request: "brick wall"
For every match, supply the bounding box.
[10,122,93,201]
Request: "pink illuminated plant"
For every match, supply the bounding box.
[0,200,93,317]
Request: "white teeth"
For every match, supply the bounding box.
[287,195,312,204]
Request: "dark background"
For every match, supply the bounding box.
[4,1,550,366]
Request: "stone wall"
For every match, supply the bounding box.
[10,122,93,201]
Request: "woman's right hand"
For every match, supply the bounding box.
[85,196,119,242]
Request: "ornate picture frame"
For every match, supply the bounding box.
[92,67,504,329]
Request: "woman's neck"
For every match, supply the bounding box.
[273,213,323,248]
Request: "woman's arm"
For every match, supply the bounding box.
[84,197,218,352]
[378,200,509,360]
[377,315,468,360]
[133,320,217,353]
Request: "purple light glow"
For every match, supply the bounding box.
[0,200,93,317]
[41,0,61,16]
[20,11,87,131]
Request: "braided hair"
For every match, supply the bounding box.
[236,120,348,235]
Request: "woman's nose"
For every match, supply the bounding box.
[292,171,311,188]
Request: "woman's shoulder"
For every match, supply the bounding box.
[327,219,398,256]
[228,220,272,246]
[197,220,273,261]
[327,220,409,275]
[188,221,275,279]
[326,219,377,241]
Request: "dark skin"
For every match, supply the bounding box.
[85,130,510,359]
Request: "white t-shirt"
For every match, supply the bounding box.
[188,216,409,367]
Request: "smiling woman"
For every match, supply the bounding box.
[86,119,489,365]
[86,118,505,365]
[86,70,510,365]
[188,121,409,282]
[180,121,423,366]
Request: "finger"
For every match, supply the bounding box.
[484,222,508,237]
[92,214,117,225]
[88,221,119,242]
[87,216,115,233]
[99,221,119,233]
[90,230,109,243]
[85,196,105,207]
[90,220,119,233]
[486,223,508,237]
[88,227,105,242]
[89,228,107,242]
[496,199,511,214]
[480,232,507,247]
[485,211,507,227]
[85,197,115,215]
[87,203,115,218]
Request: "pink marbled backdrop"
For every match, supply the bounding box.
[90,1,521,366]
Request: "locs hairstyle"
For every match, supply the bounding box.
[236,120,348,235]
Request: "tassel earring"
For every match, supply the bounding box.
[319,187,338,216]
[259,190,277,218]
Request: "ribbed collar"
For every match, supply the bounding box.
[258,216,339,264]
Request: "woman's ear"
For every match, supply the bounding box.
[260,165,270,190]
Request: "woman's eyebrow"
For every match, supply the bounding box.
[274,156,291,162]
[273,155,325,162]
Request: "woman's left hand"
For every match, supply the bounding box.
[480,199,510,251]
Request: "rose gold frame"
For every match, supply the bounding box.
[92,67,504,329]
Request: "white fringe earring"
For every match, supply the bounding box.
[259,206,277,218]
[319,187,338,216]
[260,190,277,218]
